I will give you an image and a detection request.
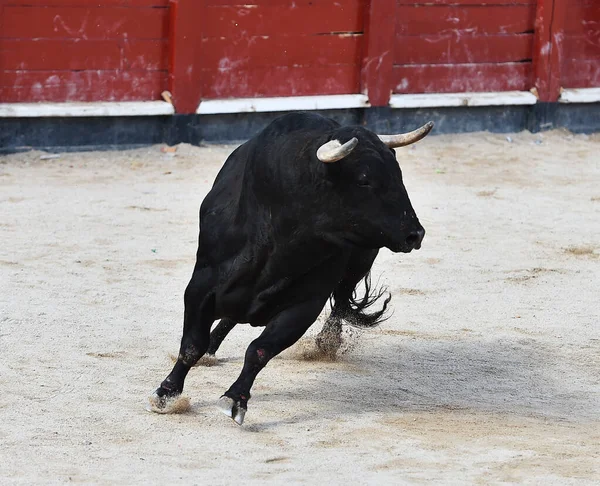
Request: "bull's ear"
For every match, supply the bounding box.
[378,121,434,148]
[316,137,358,163]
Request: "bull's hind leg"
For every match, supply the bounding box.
[316,249,379,356]
[217,299,324,425]
[148,267,215,413]
[205,318,237,359]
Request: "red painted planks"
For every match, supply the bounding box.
[122,39,169,70]
[1,39,168,71]
[0,70,168,102]
[397,0,535,5]
[205,0,360,5]
[396,5,536,36]
[392,62,532,93]
[561,59,600,88]
[201,35,361,70]
[562,35,600,62]
[361,0,396,105]
[394,33,534,65]
[531,0,553,101]
[168,0,205,113]
[2,6,169,40]
[1,39,122,70]
[547,0,567,98]
[4,0,169,7]
[564,5,600,34]
[200,65,360,98]
[202,2,365,38]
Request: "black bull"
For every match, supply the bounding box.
[149,112,432,424]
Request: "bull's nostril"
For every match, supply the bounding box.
[405,232,420,247]
[406,228,425,249]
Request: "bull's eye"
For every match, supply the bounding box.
[357,173,370,187]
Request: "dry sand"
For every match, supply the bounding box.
[1,130,599,484]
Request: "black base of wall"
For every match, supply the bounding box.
[1,102,598,153]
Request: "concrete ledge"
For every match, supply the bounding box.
[1,103,598,153]
[559,88,600,104]
[0,101,175,118]
[390,91,538,109]
[197,95,370,114]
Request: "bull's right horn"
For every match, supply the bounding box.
[378,121,434,148]
[316,137,358,163]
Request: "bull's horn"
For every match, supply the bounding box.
[378,121,434,148]
[316,137,358,163]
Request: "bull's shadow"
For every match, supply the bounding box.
[237,334,598,427]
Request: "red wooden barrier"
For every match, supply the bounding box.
[0,0,598,111]
[197,0,364,100]
[361,0,396,106]
[392,1,536,95]
[167,0,204,114]
[0,0,170,103]
[532,0,554,101]
[559,0,600,89]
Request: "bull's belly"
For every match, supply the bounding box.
[214,276,305,326]
[213,262,347,326]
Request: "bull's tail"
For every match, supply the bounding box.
[330,272,391,328]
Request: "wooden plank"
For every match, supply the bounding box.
[560,60,600,88]
[0,101,174,117]
[392,62,532,93]
[202,2,364,38]
[0,39,168,70]
[561,35,600,61]
[2,6,169,40]
[361,0,396,106]
[200,65,360,98]
[531,0,554,101]
[548,0,568,100]
[168,0,205,113]
[1,39,121,70]
[200,35,361,70]
[394,33,534,65]
[564,5,600,34]
[397,0,535,5]
[122,39,169,70]
[205,0,358,5]
[4,0,169,7]
[205,0,359,5]
[0,70,168,102]
[396,5,536,36]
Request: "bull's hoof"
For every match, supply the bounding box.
[216,396,246,425]
[146,391,191,414]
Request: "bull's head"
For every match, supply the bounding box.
[315,122,433,253]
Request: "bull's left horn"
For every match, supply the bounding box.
[316,137,358,163]
[378,121,434,148]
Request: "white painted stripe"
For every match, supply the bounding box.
[559,88,600,104]
[390,91,538,109]
[197,94,370,114]
[0,101,175,118]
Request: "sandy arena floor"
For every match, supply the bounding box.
[1,129,599,484]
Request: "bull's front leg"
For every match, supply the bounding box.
[147,267,215,412]
[217,299,325,425]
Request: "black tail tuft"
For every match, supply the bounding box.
[330,272,391,328]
